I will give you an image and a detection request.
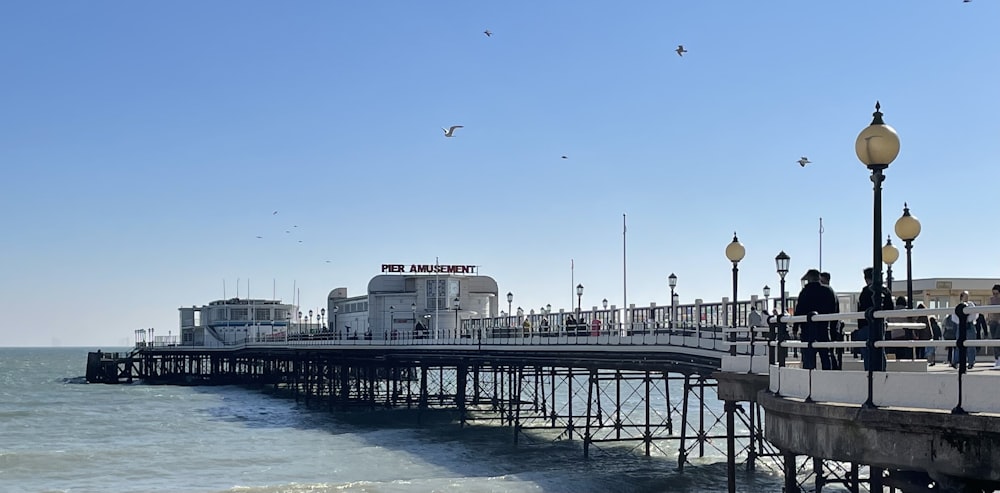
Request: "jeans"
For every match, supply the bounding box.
[990,321,1000,359]
[951,325,977,367]
[801,323,833,370]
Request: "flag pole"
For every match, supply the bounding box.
[623,213,627,326]
[819,217,824,271]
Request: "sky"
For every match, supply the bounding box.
[1,1,998,347]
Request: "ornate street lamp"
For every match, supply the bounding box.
[895,203,921,309]
[882,236,899,297]
[763,285,771,312]
[507,292,513,318]
[856,100,900,399]
[775,251,790,312]
[668,273,678,327]
[725,232,746,330]
[576,284,584,315]
[452,298,460,338]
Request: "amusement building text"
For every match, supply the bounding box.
[381,264,477,274]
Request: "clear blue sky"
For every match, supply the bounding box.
[1,1,997,346]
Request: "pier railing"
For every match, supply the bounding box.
[718,303,1000,414]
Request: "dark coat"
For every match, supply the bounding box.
[794,282,839,340]
[857,283,894,330]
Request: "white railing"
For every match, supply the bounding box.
[720,303,1000,414]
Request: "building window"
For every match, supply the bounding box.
[255,308,270,321]
[231,308,248,321]
[426,280,459,309]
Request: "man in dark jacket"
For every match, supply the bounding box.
[794,269,838,370]
[855,266,894,370]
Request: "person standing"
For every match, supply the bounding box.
[820,271,844,369]
[748,305,764,328]
[990,284,1000,368]
[794,269,838,370]
[950,290,977,369]
[856,267,894,371]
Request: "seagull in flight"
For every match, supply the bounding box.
[676,45,687,57]
[483,29,492,37]
[256,236,263,239]
[798,157,812,167]
[443,125,463,137]
[272,211,278,215]
[561,155,568,159]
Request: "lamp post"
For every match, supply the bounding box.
[774,251,790,367]
[668,273,678,327]
[883,236,899,298]
[775,252,790,312]
[411,303,416,338]
[452,298,460,338]
[576,284,584,316]
[856,101,900,400]
[763,285,771,312]
[297,311,303,336]
[725,232,746,339]
[507,292,513,319]
[895,203,921,309]
[723,234,745,493]
[333,306,339,337]
[389,305,394,338]
[308,309,313,333]
[320,308,326,330]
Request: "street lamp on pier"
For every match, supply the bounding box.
[452,298,461,338]
[894,203,921,309]
[725,233,746,329]
[774,252,790,312]
[320,308,326,330]
[763,285,771,312]
[332,306,339,337]
[668,273,678,327]
[507,292,513,319]
[882,236,899,297]
[856,101,901,397]
[576,284,584,316]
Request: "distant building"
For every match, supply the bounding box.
[328,264,499,339]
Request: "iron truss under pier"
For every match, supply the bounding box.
[87,345,778,475]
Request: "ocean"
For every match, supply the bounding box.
[0,348,785,493]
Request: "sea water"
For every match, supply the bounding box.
[0,348,785,493]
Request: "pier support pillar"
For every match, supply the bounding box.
[783,450,801,493]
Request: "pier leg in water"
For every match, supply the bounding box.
[783,450,801,493]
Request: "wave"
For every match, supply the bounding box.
[59,376,89,384]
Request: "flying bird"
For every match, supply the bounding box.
[676,45,687,57]
[443,125,463,137]
[484,29,492,37]
[272,211,278,215]
[256,236,263,239]
[798,157,812,167]
[561,155,568,159]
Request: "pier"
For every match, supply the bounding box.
[89,302,1000,493]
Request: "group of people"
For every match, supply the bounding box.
[758,267,1000,371]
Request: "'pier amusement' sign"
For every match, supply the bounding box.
[381,263,477,274]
